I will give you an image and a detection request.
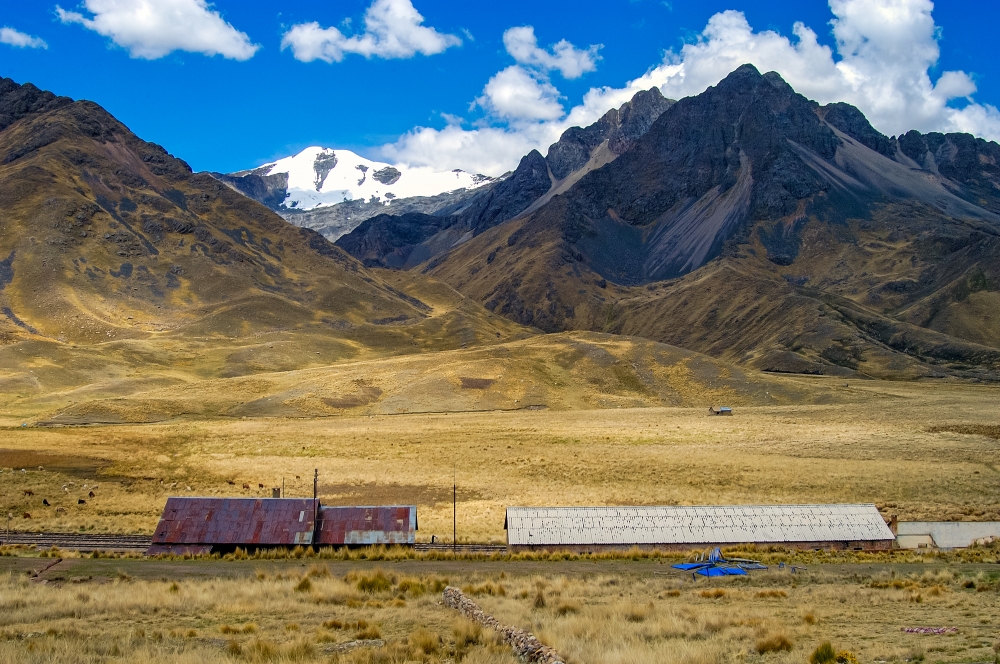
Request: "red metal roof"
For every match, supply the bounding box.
[150,498,318,547]
[315,505,417,546]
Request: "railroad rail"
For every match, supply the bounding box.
[1,532,151,552]
[1,533,509,555]
[414,543,508,555]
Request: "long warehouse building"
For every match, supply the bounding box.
[505,504,895,552]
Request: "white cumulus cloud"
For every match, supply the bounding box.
[477,65,565,122]
[281,0,461,63]
[382,0,1000,177]
[1,27,48,49]
[56,0,259,60]
[503,26,601,79]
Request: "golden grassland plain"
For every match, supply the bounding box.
[0,378,998,540]
[0,552,998,664]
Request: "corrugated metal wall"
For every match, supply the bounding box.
[505,504,894,550]
[315,505,417,546]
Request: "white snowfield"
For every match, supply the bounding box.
[260,147,492,211]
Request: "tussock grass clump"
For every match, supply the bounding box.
[700,588,727,599]
[811,641,837,664]
[354,623,382,640]
[220,623,257,634]
[408,628,440,655]
[353,569,393,594]
[756,589,787,598]
[555,601,580,616]
[453,620,482,649]
[397,577,426,596]
[757,634,794,654]
[624,603,652,623]
[461,582,506,596]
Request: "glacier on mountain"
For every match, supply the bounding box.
[250,146,492,211]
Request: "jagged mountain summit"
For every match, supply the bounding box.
[218,146,492,212]
[335,87,676,269]
[213,147,493,241]
[390,64,1000,380]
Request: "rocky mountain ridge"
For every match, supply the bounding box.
[412,65,1000,380]
[335,87,676,269]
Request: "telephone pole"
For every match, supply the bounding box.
[453,465,457,554]
[313,469,318,499]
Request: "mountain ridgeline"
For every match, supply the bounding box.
[335,87,676,269]
[350,65,1000,380]
[0,76,522,365]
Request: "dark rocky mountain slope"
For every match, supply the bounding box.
[422,65,1000,380]
[335,87,675,269]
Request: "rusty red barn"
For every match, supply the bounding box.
[146,498,417,555]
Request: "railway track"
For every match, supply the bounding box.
[1,532,152,552]
[0,533,509,555]
[414,543,508,555]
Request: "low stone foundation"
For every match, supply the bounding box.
[442,586,565,664]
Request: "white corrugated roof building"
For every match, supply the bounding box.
[504,504,894,552]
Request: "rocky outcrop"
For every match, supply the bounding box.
[212,167,289,210]
[547,87,674,180]
[443,586,565,664]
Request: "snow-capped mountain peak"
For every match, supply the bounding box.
[253,147,492,211]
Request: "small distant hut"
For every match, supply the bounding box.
[708,406,733,416]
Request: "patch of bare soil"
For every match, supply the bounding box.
[0,448,108,477]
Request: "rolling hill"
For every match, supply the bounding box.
[0,76,532,397]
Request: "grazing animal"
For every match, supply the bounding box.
[295,475,300,480]
[242,483,250,490]
[42,499,50,506]
[22,513,30,519]
[78,499,86,505]
[23,490,34,497]
[226,480,235,485]
[88,491,95,498]
[258,483,264,489]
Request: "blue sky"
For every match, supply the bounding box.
[2,0,998,175]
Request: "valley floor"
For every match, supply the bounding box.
[1,378,998,539]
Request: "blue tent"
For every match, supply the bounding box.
[672,547,766,577]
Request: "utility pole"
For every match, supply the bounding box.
[313,469,318,500]
[453,465,457,554]
[6,512,10,543]
[281,477,285,498]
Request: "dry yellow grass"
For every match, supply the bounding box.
[1,378,999,539]
[0,562,519,664]
[0,556,998,664]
